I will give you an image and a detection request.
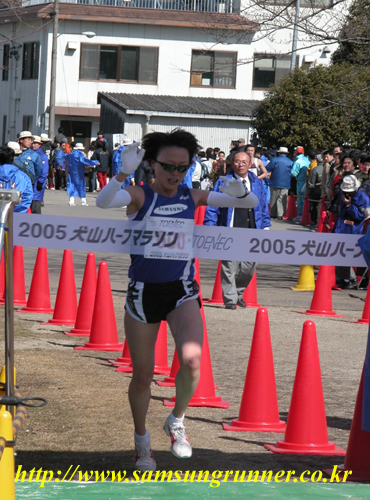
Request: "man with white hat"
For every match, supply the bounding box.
[266,146,293,219]
[31,136,49,214]
[65,143,98,206]
[333,174,369,289]
[18,131,43,183]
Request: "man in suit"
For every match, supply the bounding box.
[203,151,271,309]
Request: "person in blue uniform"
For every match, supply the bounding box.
[0,146,33,212]
[66,143,98,206]
[112,141,134,187]
[96,129,259,473]
[31,135,49,214]
[54,140,68,190]
[18,131,43,183]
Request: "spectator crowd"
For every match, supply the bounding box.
[2,129,369,293]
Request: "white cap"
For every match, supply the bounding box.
[41,133,50,142]
[19,130,34,140]
[8,141,21,155]
[277,146,289,154]
[33,135,42,144]
[340,175,361,192]
[74,143,85,150]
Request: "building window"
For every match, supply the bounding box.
[252,54,291,89]
[80,44,158,84]
[190,50,236,88]
[2,44,9,81]
[22,115,33,131]
[22,42,39,80]
[261,0,333,6]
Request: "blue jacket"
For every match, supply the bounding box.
[0,164,33,212]
[112,146,134,187]
[112,146,124,177]
[66,150,98,198]
[266,154,293,189]
[291,154,310,182]
[55,148,67,170]
[181,159,196,189]
[333,188,369,235]
[19,148,43,179]
[33,148,49,201]
[203,172,271,229]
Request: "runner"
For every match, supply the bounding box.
[96,128,258,472]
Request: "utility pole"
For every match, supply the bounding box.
[290,0,301,71]
[49,0,59,140]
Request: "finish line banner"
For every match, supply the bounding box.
[13,213,366,267]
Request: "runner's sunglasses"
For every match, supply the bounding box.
[155,160,190,174]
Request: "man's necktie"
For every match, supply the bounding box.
[233,178,255,228]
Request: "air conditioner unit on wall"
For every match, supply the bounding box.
[66,41,78,51]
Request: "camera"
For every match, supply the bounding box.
[344,193,352,201]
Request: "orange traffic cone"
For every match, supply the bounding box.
[223,308,286,432]
[164,294,229,408]
[13,246,27,305]
[357,288,370,324]
[18,248,54,314]
[283,194,297,221]
[75,261,123,351]
[331,265,342,291]
[324,368,370,481]
[156,348,180,387]
[1,246,27,306]
[299,194,311,226]
[317,210,327,233]
[195,205,206,225]
[265,320,346,455]
[65,253,97,336]
[116,321,170,375]
[242,272,260,308]
[109,339,132,367]
[194,258,202,291]
[41,249,77,326]
[303,266,343,317]
[204,261,223,304]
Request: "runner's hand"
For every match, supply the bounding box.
[120,142,145,175]
[219,177,246,198]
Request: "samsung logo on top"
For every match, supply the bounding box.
[153,204,187,215]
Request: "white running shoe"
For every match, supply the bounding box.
[163,416,192,458]
[69,202,76,206]
[134,441,156,472]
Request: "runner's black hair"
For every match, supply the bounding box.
[142,128,200,164]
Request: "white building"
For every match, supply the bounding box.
[0,0,336,151]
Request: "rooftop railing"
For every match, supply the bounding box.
[21,0,234,13]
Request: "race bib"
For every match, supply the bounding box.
[143,217,194,260]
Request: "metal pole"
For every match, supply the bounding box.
[290,0,301,72]
[0,190,21,416]
[4,208,14,417]
[49,0,59,141]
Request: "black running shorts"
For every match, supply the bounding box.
[125,279,200,324]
